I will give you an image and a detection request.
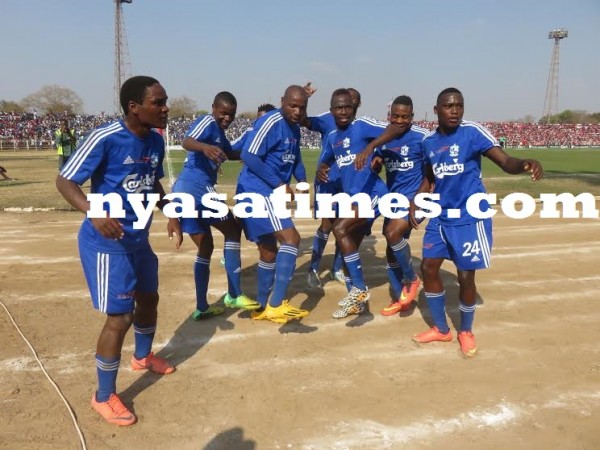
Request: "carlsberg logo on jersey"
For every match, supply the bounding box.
[385,159,414,172]
[281,152,296,164]
[337,150,356,168]
[122,173,156,193]
[432,160,465,178]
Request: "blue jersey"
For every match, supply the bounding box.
[423,120,499,225]
[238,109,305,195]
[375,124,429,200]
[60,120,165,253]
[309,112,340,182]
[177,114,232,186]
[231,127,252,152]
[321,117,388,196]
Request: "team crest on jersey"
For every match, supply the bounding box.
[215,137,221,144]
[337,149,356,168]
[122,173,156,193]
[342,137,351,149]
[400,145,409,156]
[449,144,460,157]
[123,155,135,165]
[150,153,160,168]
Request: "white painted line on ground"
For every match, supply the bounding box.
[302,391,600,449]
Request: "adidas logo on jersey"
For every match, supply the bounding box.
[471,255,481,262]
[123,155,135,165]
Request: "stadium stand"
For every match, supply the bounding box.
[1,112,599,150]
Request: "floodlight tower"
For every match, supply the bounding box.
[542,28,568,123]
[114,0,133,114]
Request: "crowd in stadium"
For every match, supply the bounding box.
[1,111,600,149]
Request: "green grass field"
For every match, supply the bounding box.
[0,148,598,210]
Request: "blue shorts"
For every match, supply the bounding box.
[422,219,493,271]
[79,240,158,314]
[314,176,342,195]
[237,195,295,243]
[172,180,229,235]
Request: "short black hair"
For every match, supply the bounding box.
[392,95,413,108]
[257,103,276,114]
[213,91,237,106]
[120,75,159,115]
[330,88,351,107]
[437,87,462,105]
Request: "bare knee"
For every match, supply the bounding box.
[191,233,214,257]
[383,227,402,244]
[420,259,441,279]
[105,313,133,334]
[258,243,277,263]
[319,218,334,234]
[276,228,300,247]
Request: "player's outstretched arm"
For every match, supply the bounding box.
[485,146,544,181]
[355,123,406,170]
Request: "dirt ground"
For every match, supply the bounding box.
[1,211,599,450]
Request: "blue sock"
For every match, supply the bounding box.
[386,260,404,299]
[257,259,275,308]
[194,256,210,311]
[389,239,416,282]
[343,252,366,290]
[459,300,476,331]
[332,243,343,273]
[309,230,329,272]
[95,354,120,402]
[424,291,450,333]
[269,245,298,307]
[133,323,156,360]
[344,275,352,292]
[224,240,242,298]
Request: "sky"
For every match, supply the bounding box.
[1,0,599,122]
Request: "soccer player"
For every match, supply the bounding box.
[304,84,362,289]
[316,89,389,318]
[236,85,310,323]
[409,87,543,357]
[172,92,260,320]
[55,76,182,426]
[230,103,276,152]
[360,96,428,316]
